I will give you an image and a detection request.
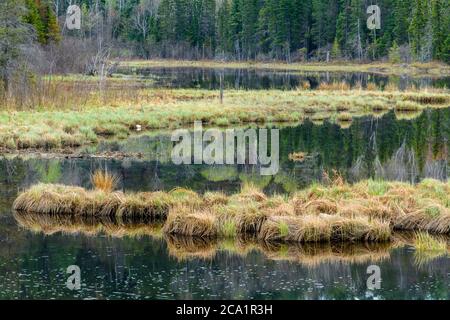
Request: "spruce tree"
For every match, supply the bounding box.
[24,0,46,44]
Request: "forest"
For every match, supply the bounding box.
[12,0,450,63]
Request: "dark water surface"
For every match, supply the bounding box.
[0,108,449,300]
[117,67,450,91]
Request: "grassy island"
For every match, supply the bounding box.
[13,177,450,243]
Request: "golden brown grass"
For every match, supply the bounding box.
[91,170,119,192]
[13,178,450,244]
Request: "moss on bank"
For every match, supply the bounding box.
[13,179,450,243]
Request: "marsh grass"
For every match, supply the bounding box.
[413,232,449,267]
[1,85,448,151]
[414,232,447,252]
[13,179,450,244]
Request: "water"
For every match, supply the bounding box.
[0,105,449,299]
[116,67,450,91]
[0,227,448,300]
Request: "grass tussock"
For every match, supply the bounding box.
[91,170,119,192]
[14,178,450,243]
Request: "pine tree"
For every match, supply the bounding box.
[311,0,338,57]
[158,0,177,42]
[441,35,450,63]
[44,3,61,43]
[409,0,430,61]
[241,0,259,59]
[229,0,243,59]
[217,0,233,55]
[0,0,30,92]
[431,0,445,60]
[393,0,410,44]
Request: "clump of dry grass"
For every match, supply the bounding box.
[91,170,119,192]
[238,182,267,202]
[164,207,218,238]
[366,83,378,91]
[13,183,175,219]
[259,215,391,243]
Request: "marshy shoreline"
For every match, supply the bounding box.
[13,178,450,244]
[1,87,449,152]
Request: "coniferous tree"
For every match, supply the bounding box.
[24,0,46,44]
[431,0,445,60]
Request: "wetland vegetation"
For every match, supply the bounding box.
[13,175,450,242]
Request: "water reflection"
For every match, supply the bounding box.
[118,67,450,91]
